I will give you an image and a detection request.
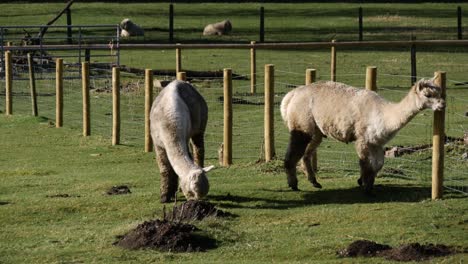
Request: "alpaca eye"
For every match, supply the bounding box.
[426,94,432,98]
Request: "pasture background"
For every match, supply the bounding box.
[0,2,467,263]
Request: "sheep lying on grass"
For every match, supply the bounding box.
[203,19,232,36]
[120,18,144,37]
[280,79,445,194]
[150,80,213,203]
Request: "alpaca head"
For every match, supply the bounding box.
[180,165,214,200]
[414,79,445,111]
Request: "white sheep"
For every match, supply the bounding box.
[150,80,213,203]
[203,19,232,36]
[120,18,144,38]
[280,79,445,194]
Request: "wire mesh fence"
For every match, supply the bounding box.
[1,46,467,196]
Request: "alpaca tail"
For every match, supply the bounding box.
[280,89,295,122]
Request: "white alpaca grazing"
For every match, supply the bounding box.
[280,78,445,194]
[150,80,213,203]
[120,18,144,38]
[203,19,232,36]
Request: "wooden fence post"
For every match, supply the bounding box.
[259,7,265,42]
[410,36,417,85]
[305,68,316,85]
[176,71,186,81]
[432,71,446,200]
[112,67,120,146]
[66,7,72,44]
[306,68,317,172]
[250,41,257,95]
[82,62,90,136]
[27,53,38,116]
[365,66,377,91]
[358,7,363,41]
[264,64,275,161]
[5,51,12,115]
[56,58,63,127]
[145,69,153,152]
[331,40,336,81]
[176,44,182,73]
[169,3,174,43]
[223,68,233,166]
[458,6,462,40]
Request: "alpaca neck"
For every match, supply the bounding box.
[166,142,199,177]
[383,88,422,135]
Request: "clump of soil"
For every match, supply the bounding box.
[337,240,391,257]
[106,185,131,195]
[168,200,231,221]
[338,240,459,262]
[114,219,215,252]
[382,243,455,262]
[0,201,10,206]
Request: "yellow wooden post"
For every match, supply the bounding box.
[305,68,316,85]
[331,39,336,82]
[112,67,121,146]
[82,62,90,136]
[145,69,153,152]
[176,44,182,74]
[250,41,257,95]
[56,58,63,127]
[223,68,233,166]
[306,68,317,172]
[432,71,446,200]
[365,66,377,91]
[176,71,186,81]
[264,64,275,161]
[5,51,12,115]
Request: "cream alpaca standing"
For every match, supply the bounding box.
[150,80,213,203]
[280,79,445,194]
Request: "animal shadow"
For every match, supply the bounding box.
[209,184,433,210]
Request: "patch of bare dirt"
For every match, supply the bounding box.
[337,240,391,257]
[168,200,232,221]
[338,240,460,262]
[106,185,131,195]
[382,243,455,262]
[114,219,215,252]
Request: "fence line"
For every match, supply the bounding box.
[2,47,466,198]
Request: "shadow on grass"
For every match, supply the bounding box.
[209,184,435,210]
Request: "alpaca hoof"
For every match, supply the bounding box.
[357,178,363,186]
[312,182,322,189]
[160,196,172,203]
[289,185,300,191]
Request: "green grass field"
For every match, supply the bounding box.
[1,2,467,263]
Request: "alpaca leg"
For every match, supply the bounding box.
[356,144,384,194]
[284,130,311,191]
[155,146,179,203]
[191,133,205,167]
[301,135,323,188]
[359,158,376,194]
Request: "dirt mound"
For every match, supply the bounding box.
[382,243,455,262]
[339,240,459,262]
[169,200,232,221]
[114,219,215,252]
[106,185,131,195]
[337,240,391,257]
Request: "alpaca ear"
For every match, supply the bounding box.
[203,165,215,173]
[416,79,426,93]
